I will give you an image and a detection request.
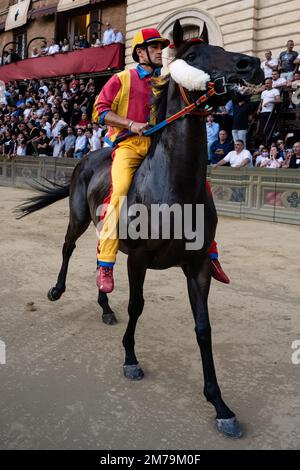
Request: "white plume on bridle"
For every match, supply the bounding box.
[169,59,211,91]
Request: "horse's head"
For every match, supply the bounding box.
[168,20,264,106]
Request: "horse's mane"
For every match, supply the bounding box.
[148,42,200,158]
[147,75,170,158]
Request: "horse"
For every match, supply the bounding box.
[16,20,264,438]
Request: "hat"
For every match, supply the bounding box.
[132,28,170,62]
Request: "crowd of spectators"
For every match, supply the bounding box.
[0,75,106,159]
[0,36,300,169]
[206,39,300,170]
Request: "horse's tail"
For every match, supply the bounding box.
[14,180,70,219]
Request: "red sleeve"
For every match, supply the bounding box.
[94,74,122,116]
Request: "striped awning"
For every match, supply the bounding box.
[30,5,57,19]
[5,0,31,31]
[57,0,90,13]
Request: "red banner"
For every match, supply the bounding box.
[0,44,124,83]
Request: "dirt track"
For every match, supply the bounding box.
[0,186,299,450]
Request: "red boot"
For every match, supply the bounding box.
[96,266,114,293]
[211,259,230,284]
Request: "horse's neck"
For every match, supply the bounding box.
[151,79,207,202]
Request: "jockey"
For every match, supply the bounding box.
[94,27,229,293]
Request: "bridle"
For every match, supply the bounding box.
[143,76,229,136]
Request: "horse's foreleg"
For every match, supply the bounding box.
[122,253,147,380]
[48,218,90,301]
[98,292,117,325]
[183,260,243,438]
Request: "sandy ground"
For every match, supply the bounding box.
[0,186,299,450]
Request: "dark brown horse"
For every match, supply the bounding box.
[17,20,263,438]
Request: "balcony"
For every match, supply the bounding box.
[0,43,125,82]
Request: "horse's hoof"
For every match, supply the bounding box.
[102,312,118,325]
[123,363,144,380]
[47,287,62,301]
[216,417,243,439]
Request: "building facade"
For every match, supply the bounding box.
[125,0,300,67]
[0,1,299,72]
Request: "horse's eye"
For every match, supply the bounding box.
[186,53,196,63]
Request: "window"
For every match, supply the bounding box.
[13,27,27,58]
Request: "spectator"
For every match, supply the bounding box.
[31,47,40,58]
[9,48,21,63]
[39,79,49,96]
[78,35,90,49]
[39,116,51,139]
[70,102,81,127]
[62,127,76,158]
[232,97,256,145]
[278,40,298,80]
[114,28,124,44]
[271,70,288,90]
[51,113,67,137]
[85,128,101,151]
[289,142,300,168]
[255,147,269,167]
[257,78,281,145]
[93,121,104,141]
[40,40,49,56]
[16,139,27,157]
[74,127,88,159]
[210,130,233,165]
[72,35,80,51]
[261,50,278,78]
[2,51,10,65]
[213,140,252,168]
[103,22,115,45]
[36,129,51,156]
[61,38,70,53]
[27,120,40,154]
[77,112,89,129]
[50,131,64,157]
[281,149,293,168]
[48,39,60,55]
[206,114,219,163]
[91,33,101,47]
[260,146,281,168]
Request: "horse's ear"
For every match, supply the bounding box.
[173,19,184,48]
[200,22,209,44]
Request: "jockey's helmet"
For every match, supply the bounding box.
[132,28,170,62]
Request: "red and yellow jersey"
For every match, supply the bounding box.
[93,65,159,147]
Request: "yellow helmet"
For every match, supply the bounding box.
[132,28,170,62]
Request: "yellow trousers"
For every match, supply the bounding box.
[97,136,151,265]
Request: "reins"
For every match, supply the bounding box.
[143,76,228,136]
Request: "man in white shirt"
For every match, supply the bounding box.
[258,78,281,144]
[212,140,252,168]
[271,70,287,90]
[74,128,88,159]
[39,79,49,96]
[31,47,40,58]
[113,29,124,44]
[86,129,101,151]
[103,23,115,46]
[47,39,60,55]
[261,50,278,79]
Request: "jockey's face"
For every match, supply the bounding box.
[138,42,163,67]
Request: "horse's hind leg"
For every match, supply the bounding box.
[182,259,243,439]
[98,292,117,325]
[122,253,147,380]
[48,215,90,301]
